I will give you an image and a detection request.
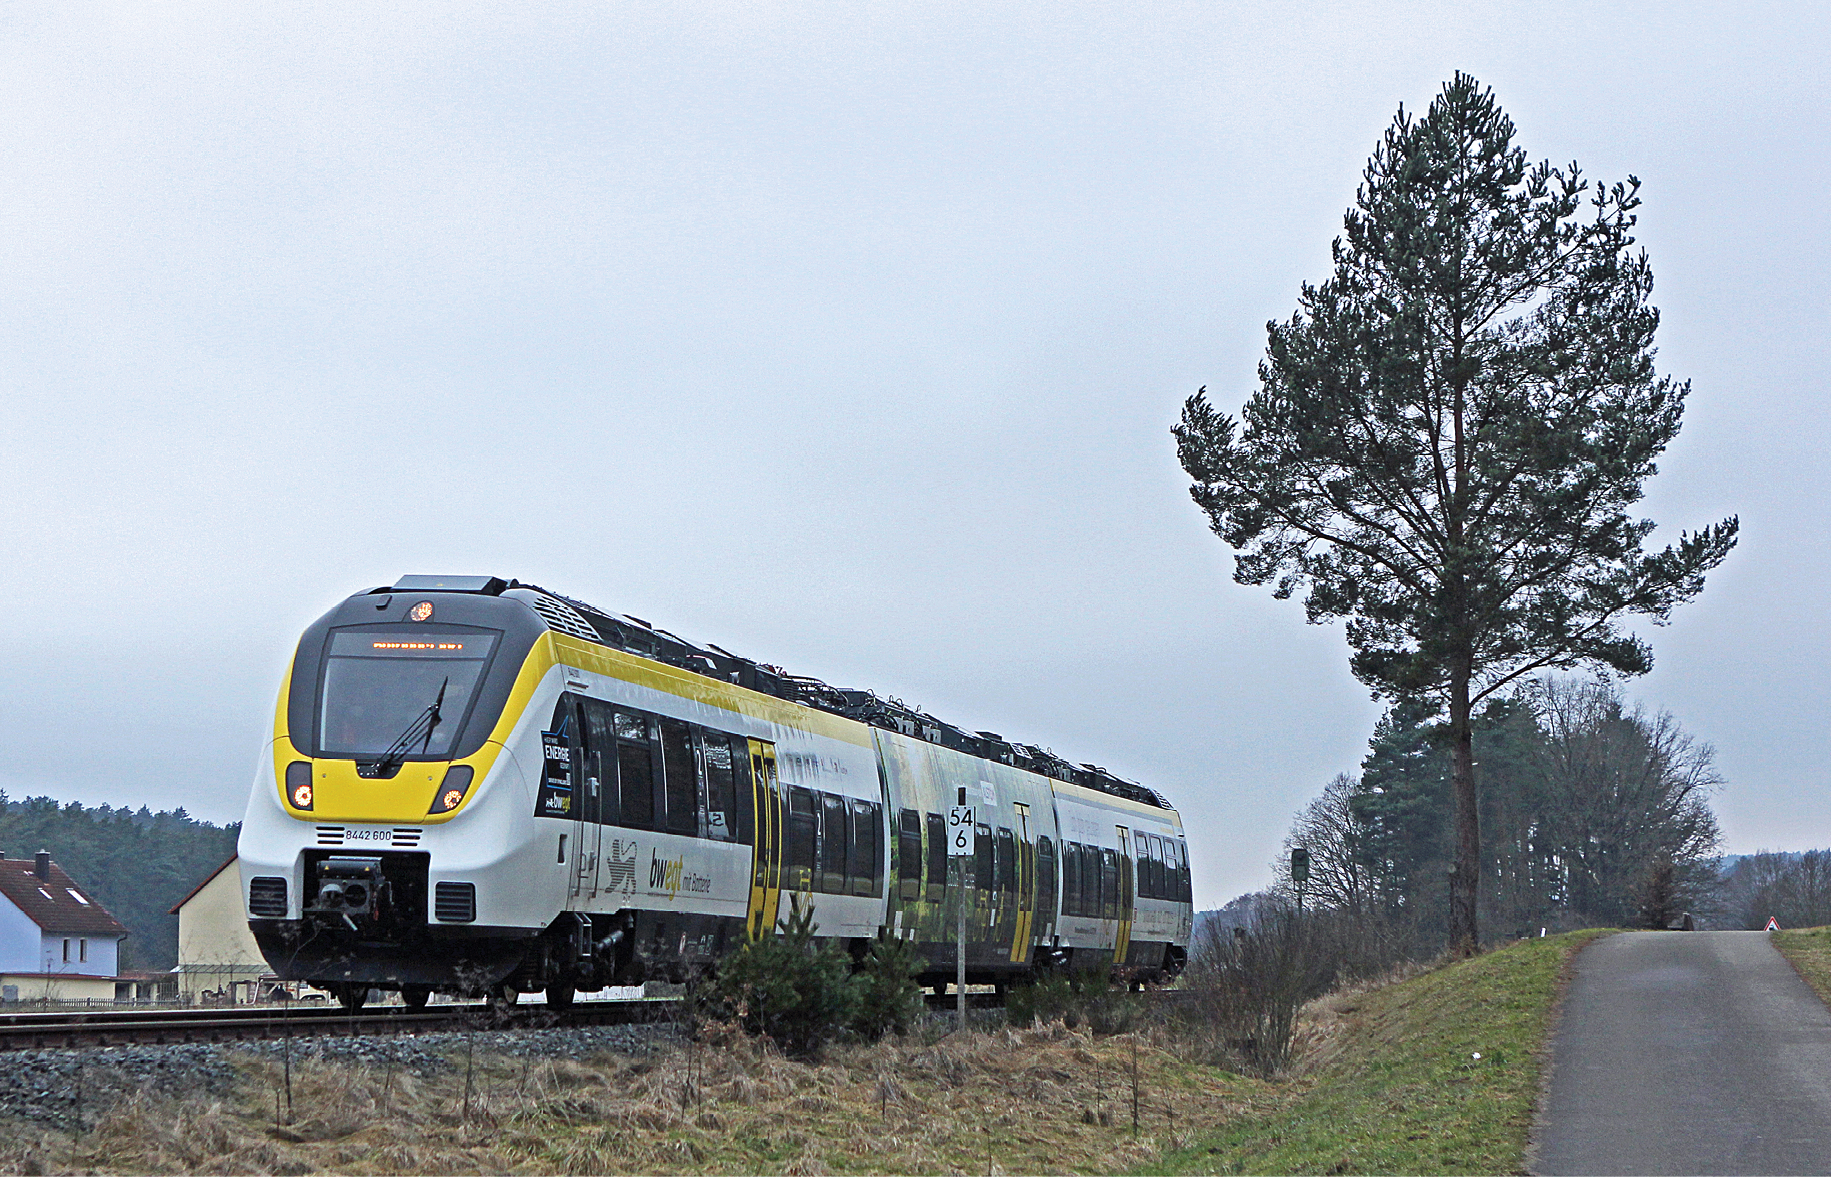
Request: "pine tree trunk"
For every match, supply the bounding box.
[1448,662,1480,956]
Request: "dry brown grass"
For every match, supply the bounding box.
[0,1023,1278,1176]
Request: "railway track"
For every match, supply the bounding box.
[920,986,1194,1011]
[0,998,681,1052]
[0,986,1190,1052]
[922,990,1005,1010]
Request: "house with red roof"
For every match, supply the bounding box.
[0,850,129,1003]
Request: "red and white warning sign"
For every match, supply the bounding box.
[1766,916,1781,932]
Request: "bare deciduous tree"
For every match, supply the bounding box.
[1723,851,1831,930]
[1275,774,1374,914]
[1531,677,1721,925]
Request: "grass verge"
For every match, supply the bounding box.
[1145,929,1611,1176]
[1770,927,1831,1007]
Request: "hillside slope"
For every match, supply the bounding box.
[1151,929,1610,1176]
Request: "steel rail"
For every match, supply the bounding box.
[0,998,681,1052]
[919,987,1191,1011]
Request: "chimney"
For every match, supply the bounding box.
[34,851,51,881]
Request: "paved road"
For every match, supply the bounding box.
[1536,931,1831,1175]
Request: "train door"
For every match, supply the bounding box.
[569,699,604,900]
[745,740,783,940]
[1113,827,1134,964]
[974,820,994,948]
[1009,803,1033,963]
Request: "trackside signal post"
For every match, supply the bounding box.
[949,791,976,1031]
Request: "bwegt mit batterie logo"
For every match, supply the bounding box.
[648,850,713,896]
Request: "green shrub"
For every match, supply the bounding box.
[852,930,925,1040]
[1006,969,1142,1033]
[1006,972,1078,1028]
[693,895,860,1058]
[1076,970,1144,1034]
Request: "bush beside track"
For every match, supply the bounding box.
[1147,929,1611,1177]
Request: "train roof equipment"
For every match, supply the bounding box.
[372,573,1171,811]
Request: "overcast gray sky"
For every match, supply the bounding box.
[0,3,1824,905]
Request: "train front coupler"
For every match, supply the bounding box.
[305,855,392,935]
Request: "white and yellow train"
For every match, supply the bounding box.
[238,576,1193,1008]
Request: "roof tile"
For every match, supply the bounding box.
[0,859,129,936]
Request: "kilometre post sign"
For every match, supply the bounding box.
[947,804,974,1029]
[948,806,976,855]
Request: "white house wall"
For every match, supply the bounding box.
[0,896,40,974]
[35,929,118,977]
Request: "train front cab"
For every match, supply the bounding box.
[238,582,560,1003]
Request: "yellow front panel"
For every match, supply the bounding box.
[272,737,508,824]
[269,633,544,825]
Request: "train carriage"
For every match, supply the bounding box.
[239,575,1192,1008]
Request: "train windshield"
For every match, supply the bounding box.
[317,628,501,759]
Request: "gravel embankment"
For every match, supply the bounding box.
[0,1045,239,1132]
[0,1020,679,1132]
[240,1019,679,1070]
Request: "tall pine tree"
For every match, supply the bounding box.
[1176,74,1736,951]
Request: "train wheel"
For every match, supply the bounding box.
[335,985,367,1012]
[401,986,431,1011]
[490,984,520,1012]
[547,983,575,1009]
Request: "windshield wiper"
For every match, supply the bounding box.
[359,677,449,779]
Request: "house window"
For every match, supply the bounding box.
[62,939,71,962]
[79,939,88,963]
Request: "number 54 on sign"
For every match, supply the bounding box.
[947,806,976,856]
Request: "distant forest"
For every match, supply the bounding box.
[1721,852,1831,931]
[0,793,239,971]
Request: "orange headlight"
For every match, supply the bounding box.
[285,762,313,811]
[429,765,474,814]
